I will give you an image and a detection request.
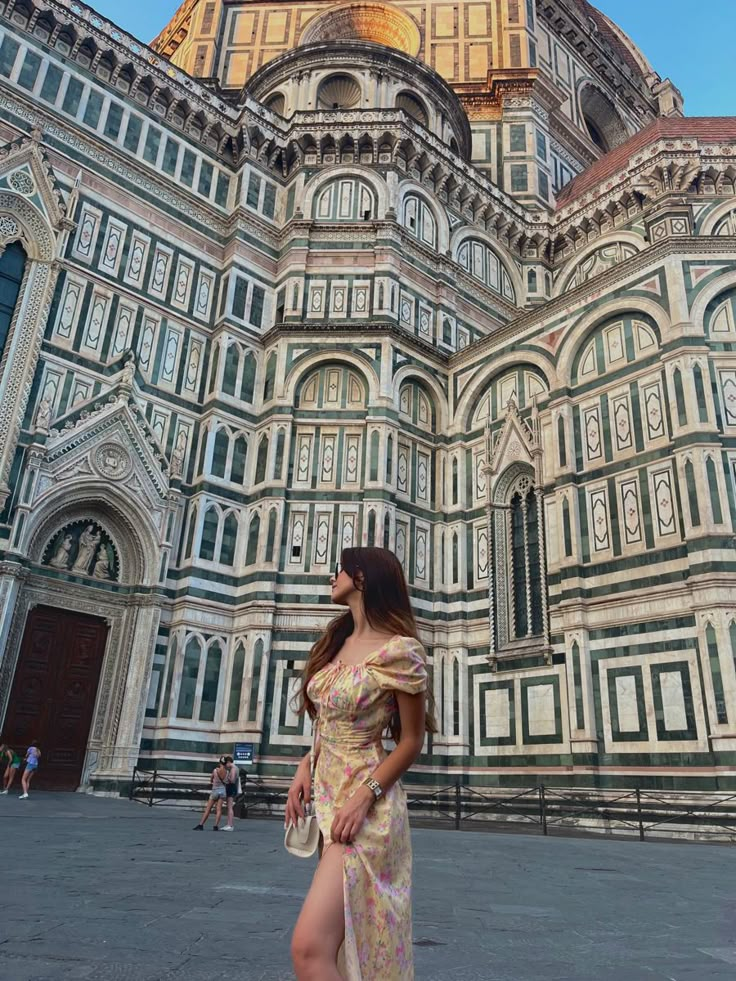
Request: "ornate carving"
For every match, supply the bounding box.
[9,170,35,196]
[94,443,133,481]
[42,519,120,581]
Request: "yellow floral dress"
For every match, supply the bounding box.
[307,635,428,981]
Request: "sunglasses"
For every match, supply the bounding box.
[333,562,342,579]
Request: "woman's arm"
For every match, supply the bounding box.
[330,691,425,843]
[284,729,321,827]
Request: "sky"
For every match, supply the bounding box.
[88,0,732,117]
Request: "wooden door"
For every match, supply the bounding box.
[2,605,108,790]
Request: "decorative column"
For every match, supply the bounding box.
[522,493,532,637]
[536,485,551,657]
[483,414,496,667]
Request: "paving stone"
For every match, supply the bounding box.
[0,792,733,981]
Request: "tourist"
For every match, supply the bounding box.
[287,546,435,981]
[222,755,239,832]
[0,738,16,794]
[193,758,227,830]
[19,741,40,799]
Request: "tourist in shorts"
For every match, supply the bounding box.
[19,741,40,799]
[222,756,240,832]
[193,758,227,830]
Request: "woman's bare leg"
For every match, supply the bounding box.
[199,799,214,825]
[214,798,223,828]
[291,843,345,981]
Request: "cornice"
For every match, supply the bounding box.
[262,322,449,367]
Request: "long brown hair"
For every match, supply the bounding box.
[298,546,436,739]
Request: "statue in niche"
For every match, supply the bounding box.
[72,525,101,574]
[92,546,112,580]
[120,353,136,387]
[49,533,73,569]
[35,398,52,433]
[170,431,187,478]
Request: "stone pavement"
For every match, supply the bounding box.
[0,793,734,981]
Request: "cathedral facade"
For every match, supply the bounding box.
[0,0,735,797]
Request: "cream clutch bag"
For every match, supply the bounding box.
[284,805,320,858]
[284,718,319,859]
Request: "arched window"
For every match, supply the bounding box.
[227,642,246,722]
[706,456,723,524]
[273,429,285,480]
[369,431,380,481]
[199,641,222,722]
[160,637,178,717]
[402,193,437,248]
[255,435,269,483]
[383,513,391,549]
[231,435,248,484]
[562,498,573,558]
[685,459,700,527]
[184,505,198,560]
[222,344,239,396]
[693,363,708,423]
[211,428,230,479]
[219,512,238,565]
[248,639,265,723]
[177,637,202,719]
[246,513,260,565]
[367,510,376,547]
[208,345,220,393]
[452,531,459,584]
[493,470,547,648]
[0,242,27,362]
[314,176,376,221]
[452,458,459,505]
[557,416,567,468]
[199,507,219,561]
[263,351,276,401]
[386,434,393,482]
[452,658,460,736]
[456,238,516,302]
[674,368,687,427]
[265,508,278,562]
[241,351,256,402]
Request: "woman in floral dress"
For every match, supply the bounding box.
[287,546,435,981]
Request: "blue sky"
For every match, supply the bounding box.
[90,0,732,117]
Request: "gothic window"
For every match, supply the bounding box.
[199,641,222,722]
[573,317,658,384]
[219,512,238,565]
[231,435,248,484]
[493,470,547,648]
[222,343,239,395]
[241,351,256,402]
[255,435,269,483]
[227,642,246,722]
[693,363,708,423]
[457,238,516,302]
[199,506,219,561]
[0,241,26,361]
[160,637,178,717]
[177,637,202,719]
[246,513,260,565]
[685,459,700,527]
[674,367,687,426]
[314,176,376,221]
[263,352,276,401]
[247,639,265,723]
[265,508,278,562]
[402,194,437,249]
[211,428,230,478]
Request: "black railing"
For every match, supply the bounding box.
[128,769,736,842]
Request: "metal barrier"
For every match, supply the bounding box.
[128,769,736,842]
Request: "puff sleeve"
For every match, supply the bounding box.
[368,636,428,695]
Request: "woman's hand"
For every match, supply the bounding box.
[330,786,374,844]
[284,755,311,828]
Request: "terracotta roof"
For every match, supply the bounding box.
[555,117,736,208]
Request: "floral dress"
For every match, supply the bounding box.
[307,634,428,981]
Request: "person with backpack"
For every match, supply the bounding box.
[222,756,240,832]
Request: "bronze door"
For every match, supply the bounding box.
[2,605,108,790]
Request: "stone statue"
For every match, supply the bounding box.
[93,547,112,580]
[72,525,101,574]
[48,533,73,569]
[170,431,187,478]
[35,398,52,433]
[120,355,136,387]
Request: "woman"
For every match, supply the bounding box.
[192,758,228,830]
[286,546,435,981]
[19,741,40,799]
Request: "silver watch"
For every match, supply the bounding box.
[364,777,383,801]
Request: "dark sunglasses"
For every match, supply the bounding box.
[333,562,342,579]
